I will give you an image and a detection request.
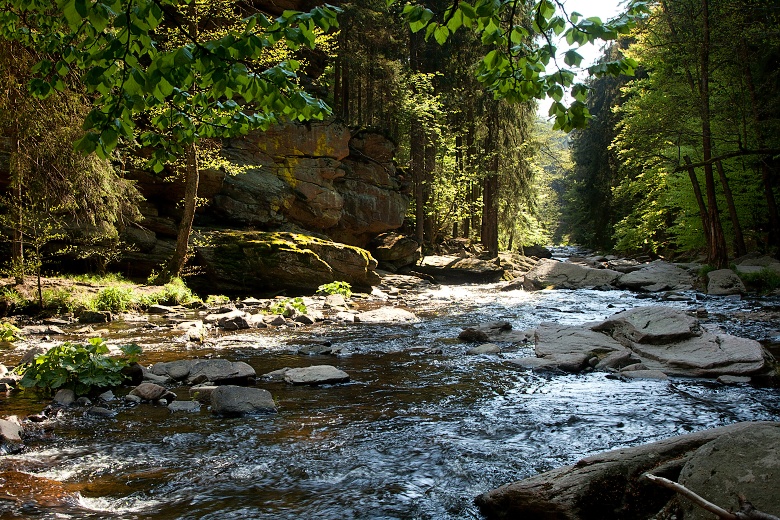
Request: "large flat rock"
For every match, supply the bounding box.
[630,332,768,377]
[617,261,695,292]
[592,306,701,344]
[523,258,621,290]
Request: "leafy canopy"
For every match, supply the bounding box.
[398,0,649,131]
[0,0,340,171]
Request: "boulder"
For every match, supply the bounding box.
[629,333,768,377]
[520,245,552,259]
[534,323,626,372]
[416,255,505,283]
[617,261,695,292]
[468,343,501,355]
[356,307,418,324]
[186,359,256,385]
[592,306,701,345]
[175,320,206,342]
[707,268,746,296]
[678,423,780,519]
[53,389,76,406]
[151,360,196,381]
[475,421,779,520]
[523,258,621,290]
[0,417,22,443]
[283,365,350,385]
[368,233,421,271]
[210,385,277,415]
[129,383,176,402]
[194,231,380,293]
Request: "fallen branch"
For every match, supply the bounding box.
[643,473,780,520]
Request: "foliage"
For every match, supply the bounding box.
[739,268,780,294]
[317,281,352,298]
[267,297,307,316]
[41,288,79,314]
[0,321,22,342]
[14,338,142,395]
[205,294,230,306]
[0,287,26,311]
[91,286,135,313]
[399,0,649,131]
[142,277,200,307]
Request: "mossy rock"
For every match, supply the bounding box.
[194,231,380,293]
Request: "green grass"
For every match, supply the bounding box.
[738,267,780,294]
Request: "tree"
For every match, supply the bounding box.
[1,0,340,280]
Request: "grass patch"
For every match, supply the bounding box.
[738,267,780,294]
[267,297,307,316]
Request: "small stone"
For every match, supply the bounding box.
[467,343,501,355]
[717,375,751,385]
[85,406,115,417]
[324,294,348,309]
[0,417,23,442]
[168,401,201,413]
[129,382,175,401]
[459,328,489,343]
[294,315,315,325]
[147,304,177,314]
[261,368,291,381]
[98,390,115,402]
[125,394,142,403]
[53,389,76,406]
[76,397,92,407]
[269,315,287,326]
[77,310,113,324]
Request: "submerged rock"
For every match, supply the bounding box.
[210,386,276,415]
[129,383,176,402]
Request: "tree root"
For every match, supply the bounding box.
[643,473,780,520]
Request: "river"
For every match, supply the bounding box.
[1,280,779,519]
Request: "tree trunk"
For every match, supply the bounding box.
[481,102,500,257]
[715,160,746,257]
[740,38,780,249]
[684,155,711,244]
[12,136,23,285]
[699,0,728,268]
[164,143,199,281]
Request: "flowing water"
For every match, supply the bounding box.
[2,281,780,519]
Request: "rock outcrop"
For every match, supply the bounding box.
[193,231,380,292]
[124,123,409,267]
[475,421,780,520]
[617,260,695,292]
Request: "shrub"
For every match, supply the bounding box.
[41,288,77,313]
[267,297,307,316]
[0,321,22,342]
[317,281,352,299]
[140,277,200,307]
[91,286,135,312]
[205,294,230,306]
[739,268,780,294]
[14,338,142,395]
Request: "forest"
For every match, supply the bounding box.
[0,0,778,284]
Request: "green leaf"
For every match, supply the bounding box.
[564,50,583,67]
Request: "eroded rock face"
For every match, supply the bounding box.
[523,258,621,290]
[194,231,380,292]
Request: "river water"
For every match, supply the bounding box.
[2,281,780,519]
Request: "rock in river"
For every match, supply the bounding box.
[523,258,621,290]
[210,386,276,415]
[283,365,350,385]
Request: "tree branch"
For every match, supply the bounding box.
[672,149,780,172]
